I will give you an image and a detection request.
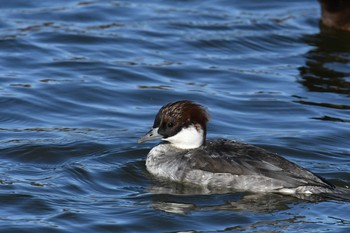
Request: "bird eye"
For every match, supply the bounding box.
[167,122,174,128]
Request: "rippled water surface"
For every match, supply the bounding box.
[1,0,350,232]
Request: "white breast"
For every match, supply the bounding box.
[146,144,182,180]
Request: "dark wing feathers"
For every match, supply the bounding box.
[188,140,334,189]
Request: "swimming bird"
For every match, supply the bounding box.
[138,100,340,195]
[318,0,350,31]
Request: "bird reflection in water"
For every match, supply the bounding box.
[297,1,350,123]
[299,31,350,96]
[299,0,350,98]
[148,181,331,214]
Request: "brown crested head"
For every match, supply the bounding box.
[155,100,210,143]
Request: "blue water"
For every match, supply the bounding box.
[1,0,350,232]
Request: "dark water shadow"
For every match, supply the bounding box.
[298,28,350,96]
[297,25,350,124]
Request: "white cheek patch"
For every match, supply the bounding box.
[162,125,204,149]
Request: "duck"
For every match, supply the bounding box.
[318,0,350,31]
[138,100,339,195]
